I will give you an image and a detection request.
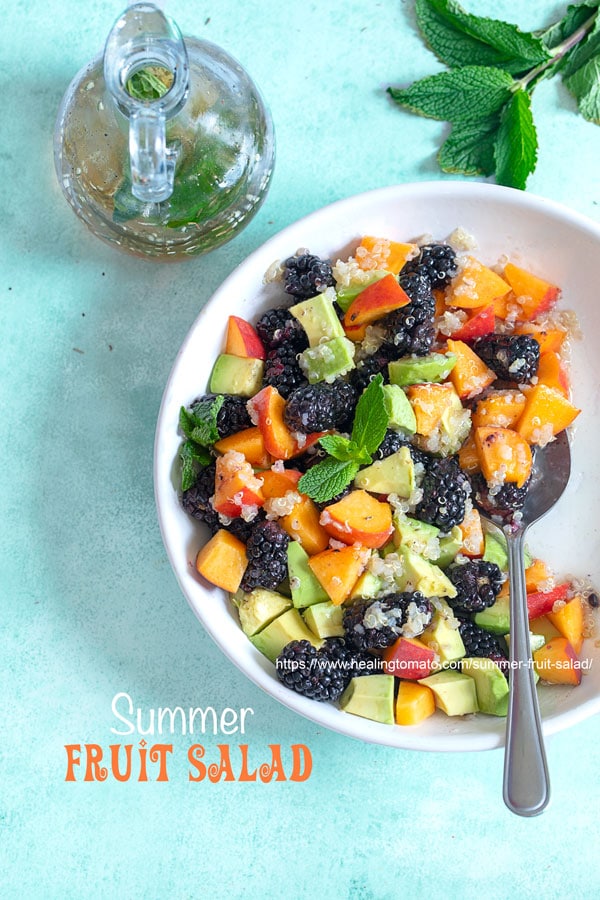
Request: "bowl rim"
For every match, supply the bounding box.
[154,180,600,752]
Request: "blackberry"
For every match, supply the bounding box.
[384,273,436,356]
[227,510,265,543]
[447,560,504,614]
[374,429,405,460]
[459,619,508,669]
[471,472,530,518]
[181,463,220,533]
[240,520,290,592]
[284,381,357,433]
[349,350,392,393]
[473,334,540,383]
[416,456,471,531]
[284,253,334,299]
[275,639,378,702]
[401,242,458,289]
[255,307,308,351]
[263,345,307,398]
[343,593,432,652]
[216,395,252,438]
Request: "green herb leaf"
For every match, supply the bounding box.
[351,374,389,457]
[388,66,514,124]
[180,440,211,492]
[540,2,600,55]
[189,396,225,446]
[318,434,355,461]
[494,90,538,190]
[416,0,551,75]
[126,68,171,101]
[564,54,600,122]
[438,114,499,175]
[298,457,360,504]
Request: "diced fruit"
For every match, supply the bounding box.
[259,467,302,499]
[388,352,456,387]
[396,545,457,598]
[225,315,266,360]
[303,601,345,639]
[289,293,344,346]
[433,526,463,569]
[524,558,552,592]
[343,273,410,328]
[418,670,479,716]
[526,582,571,619]
[354,447,415,497]
[287,540,329,608]
[280,495,330,556]
[298,336,356,383]
[458,430,479,474]
[419,599,465,665]
[234,588,292,637]
[474,593,510,635]
[214,426,271,468]
[533,636,581,685]
[383,637,437,680]
[320,490,393,549]
[446,339,496,399]
[335,271,388,313]
[515,383,580,444]
[447,257,511,309]
[407,382,460,437]
[535,351,569,396]
[474,426,533,489]
[503,262,560,321]
[250,608,323,662]
[547,595,585,654]
[195,530,248,593]
[209,354,264,397]
[249,386,323,460]
[483,532,508,572]
[339,674,396,724]
[461,658,509,716]
[394,681,436,725]
[471,390,526,429]
[459,508,484,558]
[449,303,495,342]
[514,324,566,354]
[349,570,382,601]
[529,615,561,644]
[308,545,368,605]
[355,235,416,274]
[393,514,440,557]
[382,384,417,433]
[213,451,264,517]
[343,321,367,342]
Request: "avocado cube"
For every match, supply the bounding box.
[339,675,395,724]
[382,384,417,434]
[209,354,264,397]
[303,602,345,639]
[419,599,466,666]
[461,658,509,716]
[474,593,510,635]
[388,352,457,387]
[393,513,440,558]
[234,588,292,637]
[287,541,329,608]
[433,526,463,569]
[289,294,345,346]
[396,545,457,598]
[298,336,356,383]
[349,570,382,601]
[418,670,479,716]
[250,609,323,662]
[354,446,415,497]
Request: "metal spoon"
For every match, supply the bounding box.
[479,430,572,817]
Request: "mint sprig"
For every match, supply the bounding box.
[298,375,388,504]
[178,396,224,490]
[387,0,600,189]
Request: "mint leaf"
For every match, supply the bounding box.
[561,12,600,77]
[351,374,388,457]
[541,3,599,54]
[494,90,538,189]
[126,67,171,101]
[388,66,514,124]
[565,54,600,122]
[319,434,355,461]
[298,457,360,504]
[180,440,211,492]
[188,395,225,446]
[416,0,551,75]
[438,115,499,175]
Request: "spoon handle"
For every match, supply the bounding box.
[503,527,551,817]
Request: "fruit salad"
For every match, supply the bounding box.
[178,232,595,727]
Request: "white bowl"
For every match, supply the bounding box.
[155,182,600,751]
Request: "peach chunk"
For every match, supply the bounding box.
[547,596,585,654]
[320,490,393,549]
[214,426,271,469]
[474,426,532,488]
[195,530,248,593]
[308,546,368,605]
[446,339,496,400]
[280,495,330,556]
[213,451,264,517]
[471,390,526,429]
[355,236,416,274]
[383,638,437,681]
[459,508,484,558]
[535,351,569,397]
[407,382,459,436]
[533,637,581,686]
[503,262,560,321]
[343,273,411,328]
[446,257,511,309]
[249,386,323,460]
[394,681,436,725]
[515,384,580,444]
[225,315,266,360]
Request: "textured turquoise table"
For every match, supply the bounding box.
[2,1,600,897]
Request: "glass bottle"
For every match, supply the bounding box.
[54,3,275,259]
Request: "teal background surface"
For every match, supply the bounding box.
[2,1,599,897]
